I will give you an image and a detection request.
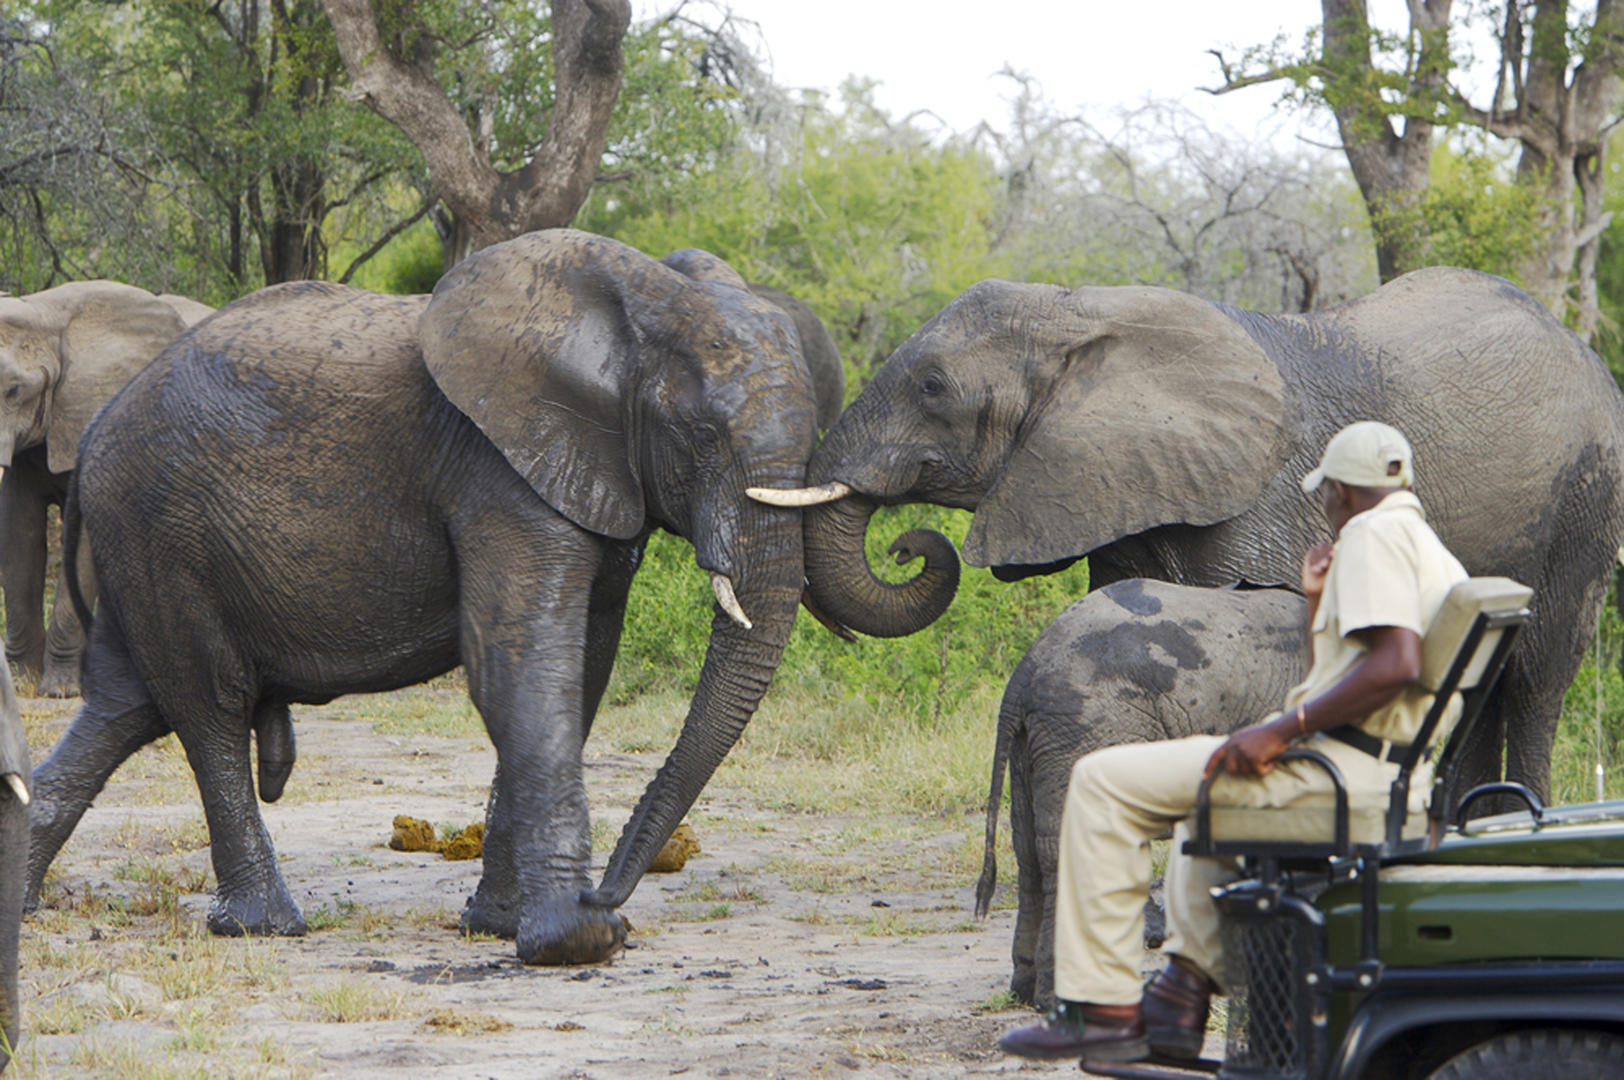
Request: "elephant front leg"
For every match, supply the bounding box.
[461,762,519,940]
[38,538,94,699]
[0,472,49,683]
[459,537,623,965]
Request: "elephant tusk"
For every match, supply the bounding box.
[745,481,851,507]
[710,573,753,630]
[4,772,27,806]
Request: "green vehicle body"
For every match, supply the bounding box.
[1308,799,1624,1079]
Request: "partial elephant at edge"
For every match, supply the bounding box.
[976,579,1308,1008]
[0,649,28,1071]
[0,284,214,698]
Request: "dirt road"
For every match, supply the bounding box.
[14,688,1049,1079]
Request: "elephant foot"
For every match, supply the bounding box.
[37,669,81,699]
[206,884,307,938]
[1010,968,1036,1007]
[460,888,519,940]
[515,899,625,966]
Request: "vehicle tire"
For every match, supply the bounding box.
[1426,1028,1624,1080]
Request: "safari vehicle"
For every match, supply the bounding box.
[1086,578,1624,1080]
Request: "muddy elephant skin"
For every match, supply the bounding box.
[975,579,1307,1006]
[25,231,818,967]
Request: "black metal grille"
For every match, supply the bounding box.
[1221,912,1309,1077]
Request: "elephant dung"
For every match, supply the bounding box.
[388,816,443,854]
[440,823,484,861]
[648,823,701,872]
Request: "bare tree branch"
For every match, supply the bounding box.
[323,0,631,259]
[335,188,437,284]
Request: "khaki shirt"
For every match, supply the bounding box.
[1283,490,1467,745]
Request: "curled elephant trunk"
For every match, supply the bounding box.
[802,493,961,638]
[587,513,804,909]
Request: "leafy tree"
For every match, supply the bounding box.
[0,16,172,292]
[324,0,631,263]
[12,0,425,298]
[1210,1,1624,340]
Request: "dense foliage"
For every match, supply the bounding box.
[3,1,1621,795]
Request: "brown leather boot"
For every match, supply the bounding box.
[1141,958,1214,1059]
[997,1000,1149,1062]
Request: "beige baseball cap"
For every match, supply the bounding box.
[1300,421,1414,494]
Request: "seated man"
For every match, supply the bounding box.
[998,420,1467,1063]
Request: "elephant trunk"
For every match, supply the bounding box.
[587,511,804,908]
[803,494,960,638]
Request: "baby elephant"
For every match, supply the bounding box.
[975,579,1308,1007]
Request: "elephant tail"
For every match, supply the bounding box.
[63,470,93,633]
[1616,551,1624,681]
[975,684,1021,919]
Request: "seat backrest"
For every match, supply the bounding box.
[1418,577,1534,693]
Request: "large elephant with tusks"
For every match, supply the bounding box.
[783,267,1624,803]
[25,230,820,966]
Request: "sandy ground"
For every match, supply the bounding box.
[10,688,1103,1080]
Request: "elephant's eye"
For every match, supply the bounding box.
[691,423,723,454]
[3,385,17,402]
[920,371,946,397]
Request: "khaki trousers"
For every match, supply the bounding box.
[1052,733,1400,1004]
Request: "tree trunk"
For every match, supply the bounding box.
[323,0,631,262]
[1321,0,1451,282]
[1507,0,1624,337]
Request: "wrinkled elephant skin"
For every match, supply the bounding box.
[26,231,817,967]
[806,268,1624,802]
[976,580,1307,1007]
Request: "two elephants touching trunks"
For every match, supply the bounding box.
[793,266,1624,1006]
[0,280,841,704]
[23,230,830,967]
[15,253,1624,1021]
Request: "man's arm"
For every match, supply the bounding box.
[1203,624,1421,778]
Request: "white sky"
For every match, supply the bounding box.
[638,0,1382,148]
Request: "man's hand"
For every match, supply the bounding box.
[1203,716,1293,779]
[1301,543,1333,599]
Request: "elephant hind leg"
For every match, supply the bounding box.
[138,633,304,938]
[28,700,168,910]
[27,612,169,909]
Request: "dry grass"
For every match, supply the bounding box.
[301,978,414,1023]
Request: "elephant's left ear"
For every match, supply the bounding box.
[50,282,192,473]
[420,230,657,540]
[963,286,1287,570]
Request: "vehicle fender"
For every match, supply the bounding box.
[1332,987,1624,1079]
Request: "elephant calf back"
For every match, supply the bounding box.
[976,579,1307,1007]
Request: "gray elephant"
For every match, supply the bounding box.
[974,579,1306,1007]
[747,283,845,430]
[0,284,213,697]
[26,230,818,966]
[787,267,1624,802]
[0,652,26,1072]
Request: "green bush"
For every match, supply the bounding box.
[608,504,1089,733]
